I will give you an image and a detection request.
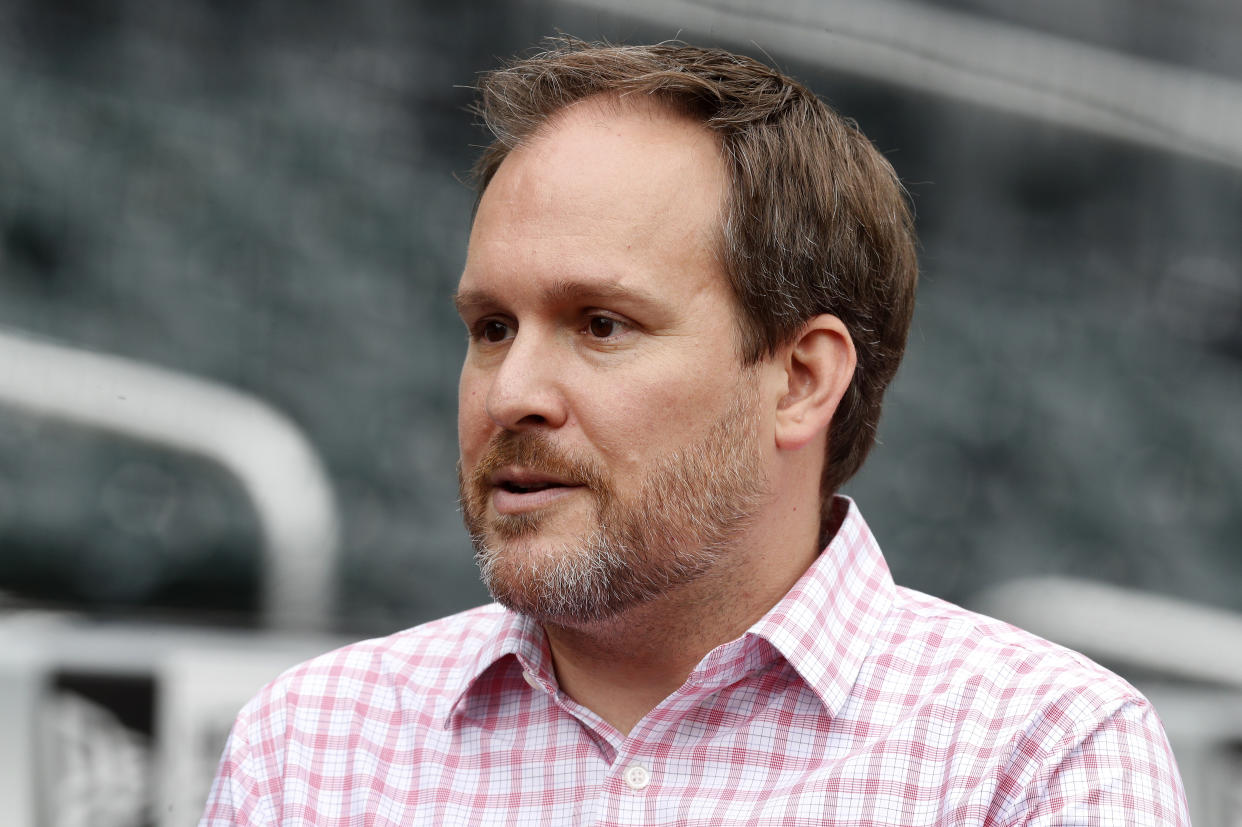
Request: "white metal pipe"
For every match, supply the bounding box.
[0,329,339,630]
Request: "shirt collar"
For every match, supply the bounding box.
[443,496,894,725]
[747,496,895,717]
[442,609,550,727]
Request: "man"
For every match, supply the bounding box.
[202,40,1188,825]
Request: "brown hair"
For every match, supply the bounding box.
[470,38,918,499]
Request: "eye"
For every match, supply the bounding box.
[587,316,621,338]
[478,319,512,343]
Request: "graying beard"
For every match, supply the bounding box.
[464,379,764,625]
[472,527,638,623]
[470,510,736,625]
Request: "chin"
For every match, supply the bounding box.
[471,529,644,625]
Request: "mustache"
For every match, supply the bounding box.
[467,430,611,493]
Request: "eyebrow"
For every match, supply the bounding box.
[453,278,665,317]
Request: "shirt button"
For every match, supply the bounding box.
[522,671,541,690]
[623,764,651,791]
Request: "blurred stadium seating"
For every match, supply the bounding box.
[0,0,1239,824]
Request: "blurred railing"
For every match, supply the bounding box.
[0,328,339,630]
[0,328,345,825]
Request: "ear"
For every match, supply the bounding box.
[772,314,856,452]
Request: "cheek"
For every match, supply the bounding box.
[457,372,491,463]
[583,369,733,464]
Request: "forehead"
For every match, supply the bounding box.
[459,97,729,304]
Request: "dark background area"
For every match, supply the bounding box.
[1,0,1239,635]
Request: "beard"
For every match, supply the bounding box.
[458,381,767,626]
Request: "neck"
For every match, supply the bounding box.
[543,608,707,736]
[542,495,824,735]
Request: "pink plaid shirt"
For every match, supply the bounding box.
[201,499,1188,825]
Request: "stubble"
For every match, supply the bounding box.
[459,381,767,625]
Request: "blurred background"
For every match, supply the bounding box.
[0,0,1239,824]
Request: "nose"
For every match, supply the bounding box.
[485,329,569,431]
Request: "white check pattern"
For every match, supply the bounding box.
[201,499,1189,825]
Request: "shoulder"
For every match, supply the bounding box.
[859,588,1188,822]
[894,586,1137,680]
[275,603,507,692]
[877,585,1143,716]
[199,605,511,825]
[235,603,508,740]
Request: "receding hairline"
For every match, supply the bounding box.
[476,90,733,270]
[487,89,727,177]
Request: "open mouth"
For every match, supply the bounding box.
[489,467,580,499]
[498,480,565,494]
[486,467,586,515]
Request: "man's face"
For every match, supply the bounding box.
[455,99,771,624]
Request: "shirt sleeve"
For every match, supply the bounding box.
[198,694,283,827]
[1005,699,1191,827]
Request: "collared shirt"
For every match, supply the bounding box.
[201,499,1189,826]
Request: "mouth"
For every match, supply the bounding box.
[491,468,575,493]
[488,468,583,513]
[499,480,561,493]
